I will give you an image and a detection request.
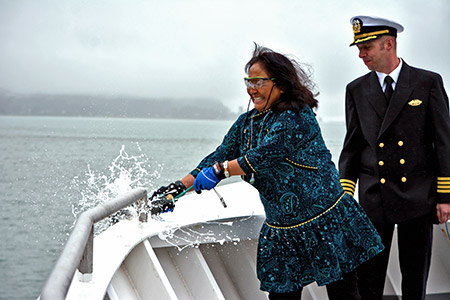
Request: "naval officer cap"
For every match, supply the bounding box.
[349,15,404,46]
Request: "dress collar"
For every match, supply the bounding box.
[250,109,271,120]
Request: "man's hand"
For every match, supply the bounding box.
[436,203,450,224]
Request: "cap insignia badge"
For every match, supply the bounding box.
[352,19,362,34]
[408,99,422,106]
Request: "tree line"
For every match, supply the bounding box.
[0,92,237,120]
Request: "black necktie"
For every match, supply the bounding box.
[384,76,394,102]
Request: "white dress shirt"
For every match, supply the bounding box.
[376,58,403,92]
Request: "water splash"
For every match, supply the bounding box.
[71,143,257,250]
[156,217,254,252]
[71,143,162,233]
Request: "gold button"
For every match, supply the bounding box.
[378,161,384,166]
[400,159,405,164]
[380,178,386,184]
[379,143,385,148]
[401,177,407,182]
[398,141,404,146]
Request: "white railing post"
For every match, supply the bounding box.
[40,188,148,300]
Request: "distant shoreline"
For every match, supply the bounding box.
[0,92,239,120]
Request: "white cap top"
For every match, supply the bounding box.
[349,15,404,46]
[350,15,404,33]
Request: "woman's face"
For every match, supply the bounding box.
[246,62,283,112]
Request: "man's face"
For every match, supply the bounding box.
[356,38,387,71]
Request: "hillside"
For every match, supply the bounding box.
[0,91,237,120]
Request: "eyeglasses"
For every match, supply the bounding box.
[244,77,275,89]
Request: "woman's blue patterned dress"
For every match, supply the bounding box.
[190,105,384,293]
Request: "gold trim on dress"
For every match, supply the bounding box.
[250,109,271,119]
[244,154,256,173]
[285,158,318,170]
[265,193,345,229]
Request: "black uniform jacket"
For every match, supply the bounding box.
[339,61,450,223]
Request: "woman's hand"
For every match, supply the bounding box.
[193,167,220,193]
[193,160,245,193]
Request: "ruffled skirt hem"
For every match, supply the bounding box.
[257,193,384,293]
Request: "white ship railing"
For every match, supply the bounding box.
[39,188,148,300]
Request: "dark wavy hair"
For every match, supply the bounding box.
[245,43,319,113]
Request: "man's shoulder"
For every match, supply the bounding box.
[347,71,373,90]
[406,63,442,80]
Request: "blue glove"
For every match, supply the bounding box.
[193,167,220,193]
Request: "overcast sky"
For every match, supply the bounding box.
[1,0,449,119]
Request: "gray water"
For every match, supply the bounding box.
[0,115,345,300]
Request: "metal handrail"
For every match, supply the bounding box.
[40,188,148,300]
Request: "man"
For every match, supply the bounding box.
[339,15,450,300]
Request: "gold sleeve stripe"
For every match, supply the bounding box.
[436,177,450,193]
[340,179,356,196]
[343,187,355,193]
[244,155,256,173]
[343,190,355,197]
[341,181,356,188]
[342,186,355,193]
[340,179,356,187]
[437,189,450,193]
[342,187,356,194]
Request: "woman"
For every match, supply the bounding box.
[153,44,384,299]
